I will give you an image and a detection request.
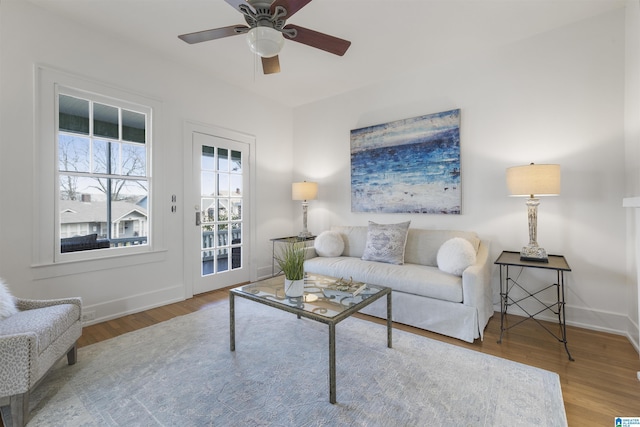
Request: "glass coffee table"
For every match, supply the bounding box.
[229,273,392,404]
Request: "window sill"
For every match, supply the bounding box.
[31,248,168,280]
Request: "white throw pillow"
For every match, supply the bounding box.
[437,237,477,276]
[314,231,345,257]
[361,221,411,265]
[0,278,18,319]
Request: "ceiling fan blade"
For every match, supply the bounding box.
[262,56,281,74]
[224,0,253,13]
[178,25,249,44]
[283,24,351,56]
[271,0,312,19]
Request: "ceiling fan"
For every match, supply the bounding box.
[178,0,351,75]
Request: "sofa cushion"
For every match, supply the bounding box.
[404,229,480,267]
[330,225,369,258]
[314,230,345,257]
[0,304,80,355]
[331,226,479,267]
[305,257,463,303]
[437,237,477,276]
[0,279,17,319]
[361,221,411,265]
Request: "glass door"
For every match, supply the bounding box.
[192,131,250,293]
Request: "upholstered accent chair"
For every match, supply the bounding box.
[0,297,82,427]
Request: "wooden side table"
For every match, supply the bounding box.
[270,235,316,276]
[494,251,574,361]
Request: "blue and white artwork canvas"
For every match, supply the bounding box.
[350,109,461,214]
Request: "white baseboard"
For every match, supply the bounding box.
[257,265,275,280]
[626,316,639,353]
[81,276,639,355]
[81,284,185,326]
[493,301,639,352]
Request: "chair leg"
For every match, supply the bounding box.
[10,392,28,427]
[6,344,77,427]
[67,342,78,365]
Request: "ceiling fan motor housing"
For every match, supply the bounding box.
[241,0,287,32]
[178,0,351,74]
[241,0,291,57]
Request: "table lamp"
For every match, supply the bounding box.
[292,181,318,238]
[506,163,560,262]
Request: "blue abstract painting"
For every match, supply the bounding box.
[350,109,461,214]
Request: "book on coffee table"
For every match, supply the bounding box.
[322,277,367,298]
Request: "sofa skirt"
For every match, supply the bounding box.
[359,290,490,343]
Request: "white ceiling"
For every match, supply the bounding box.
[26,0,625,107]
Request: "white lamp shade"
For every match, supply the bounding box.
[246,27,284,58]
[506,163,561,197]
[292,181,318,201]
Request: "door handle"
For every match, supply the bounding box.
[195,211,201,226]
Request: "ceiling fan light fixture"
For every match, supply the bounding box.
[246,27,284,58]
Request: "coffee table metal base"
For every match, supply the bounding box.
[229,279,392,404]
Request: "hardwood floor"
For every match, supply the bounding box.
[5,288,640,426]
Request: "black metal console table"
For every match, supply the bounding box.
[270,235,316,276]
[494,250,574,361]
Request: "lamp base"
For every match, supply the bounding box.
[298,231,313,239]
[520,245,549,262]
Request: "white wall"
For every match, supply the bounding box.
[1,0,637,349]
[624,0,640,353]
[294,8,635,344]
[0,0,295,322]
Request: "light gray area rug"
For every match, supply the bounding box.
[2,298,567,426]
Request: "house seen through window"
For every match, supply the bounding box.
[57,92,150,254]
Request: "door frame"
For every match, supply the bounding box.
[183,121,257,299]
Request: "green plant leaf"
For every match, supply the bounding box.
[275,239,306,280]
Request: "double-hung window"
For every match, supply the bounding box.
[35,66,162,272]
[56,89,151,255]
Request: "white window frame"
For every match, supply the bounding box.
[34,66,166,275]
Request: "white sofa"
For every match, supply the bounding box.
[304,225,493,342]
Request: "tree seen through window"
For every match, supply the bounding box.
[57,93,150,253]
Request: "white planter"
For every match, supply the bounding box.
[284,278,304,297]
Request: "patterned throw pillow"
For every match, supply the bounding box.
[314,230,345,257]
[0,278,18,319]
[437,237,477,276]
[361,221,411,265]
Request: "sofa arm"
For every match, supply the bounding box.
[0,333,37,396]
[303,246,317,260]
[15,297,82,317]
[461,241,492,310]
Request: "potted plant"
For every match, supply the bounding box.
[275,239,306,297]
